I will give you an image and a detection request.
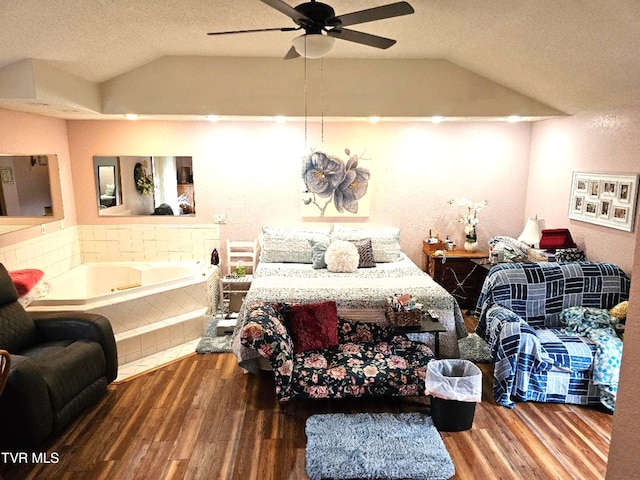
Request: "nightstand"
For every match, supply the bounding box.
[423,242,488,310]
[220,275,252,315]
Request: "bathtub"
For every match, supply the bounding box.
[28,261,219,365]
[31,261,210,307]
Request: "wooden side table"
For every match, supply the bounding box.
[423,242,489,310]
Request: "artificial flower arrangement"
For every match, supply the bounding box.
[448,197,488,249]
[134,161,155,196]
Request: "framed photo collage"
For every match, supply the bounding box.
[568,172,639,232]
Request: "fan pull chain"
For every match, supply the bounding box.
[321,57,325,146]
[303,37,308,153]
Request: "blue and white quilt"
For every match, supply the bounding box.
[476,262,629,410]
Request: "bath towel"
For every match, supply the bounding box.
[9,269,44,296]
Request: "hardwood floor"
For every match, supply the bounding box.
[0,344,613,479]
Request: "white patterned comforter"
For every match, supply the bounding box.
[231,254,467,373]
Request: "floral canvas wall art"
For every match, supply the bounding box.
[301,148,371,218]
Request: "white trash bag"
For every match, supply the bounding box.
[425,359,482,403]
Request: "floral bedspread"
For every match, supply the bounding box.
[231,254,466,373]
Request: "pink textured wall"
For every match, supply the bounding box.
[608,238,640,478]
[0,109,76,245]
[528,106,640,274]
[529,106,640,477]
[66,119,532,267]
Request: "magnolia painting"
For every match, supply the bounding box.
[301,148,371,218]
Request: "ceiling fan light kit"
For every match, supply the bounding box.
[292,33,335,59]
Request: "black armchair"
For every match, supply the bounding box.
[0,264,118,448]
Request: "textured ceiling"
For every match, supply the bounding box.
[1,0,639,116]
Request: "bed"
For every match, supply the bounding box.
[231,226,468,374]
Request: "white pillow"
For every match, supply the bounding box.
[325,240,359,273]
[331,226,402,262]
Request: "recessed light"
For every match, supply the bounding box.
[205,115,219,122]
[431,116,445,124]
[124,114,138,120]
[507,115,522,123]
[274,116,286,123]
[368,116,380,123]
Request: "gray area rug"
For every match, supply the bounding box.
[305,412,455,480]
[458,333,491,363]
[195,315,233,353]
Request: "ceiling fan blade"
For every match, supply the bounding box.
[284,46,300,60]
[334,1,414,27]
[327,28,396,49]
[260,0,312,23]
[207,26,299,36]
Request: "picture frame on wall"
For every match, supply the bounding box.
[0,166,14,184]
[572,195,584,214]
[568,172,639,232]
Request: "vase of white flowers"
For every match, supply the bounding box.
[448,197,488,252]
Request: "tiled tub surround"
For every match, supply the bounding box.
[0,224,221,271]
[78,224,220,263]
[0,226,81,278]
[28,261,219,367]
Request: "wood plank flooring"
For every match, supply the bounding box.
[0,339,613,479]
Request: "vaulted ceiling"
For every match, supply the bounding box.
[1,0,639,119]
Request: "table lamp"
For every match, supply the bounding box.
[517,216,544,248]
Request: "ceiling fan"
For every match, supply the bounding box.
[207,0,415,59]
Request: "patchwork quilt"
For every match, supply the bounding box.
[475,262,629,410]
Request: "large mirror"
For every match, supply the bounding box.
[93,156,195,216]
[0,154,62,235]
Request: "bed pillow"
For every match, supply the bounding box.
[349,238,376,268]
[331,226,402,262]
[325,240,359,273]
[308,237,330,269]
[287,301,339,352]
[260,227,330,263]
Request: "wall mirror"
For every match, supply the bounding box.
[93,156,195,216]
[0,154,63,235]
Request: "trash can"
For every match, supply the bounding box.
[425,359,482,432]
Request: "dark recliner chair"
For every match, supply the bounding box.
[0,264,118,448]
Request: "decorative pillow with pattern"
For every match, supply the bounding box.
[260,227,330,263]
[308,237,330,269]
[331,226,401,262]
[555,248,586,262]
[349,238,376,268]
[337,318,391,344]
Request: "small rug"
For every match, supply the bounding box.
[305,412,455,480]
[458,333,491,363]
[195,315,233,353]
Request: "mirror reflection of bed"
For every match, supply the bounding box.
[93,156,195,216]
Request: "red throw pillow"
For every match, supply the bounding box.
[288,301,339,353]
